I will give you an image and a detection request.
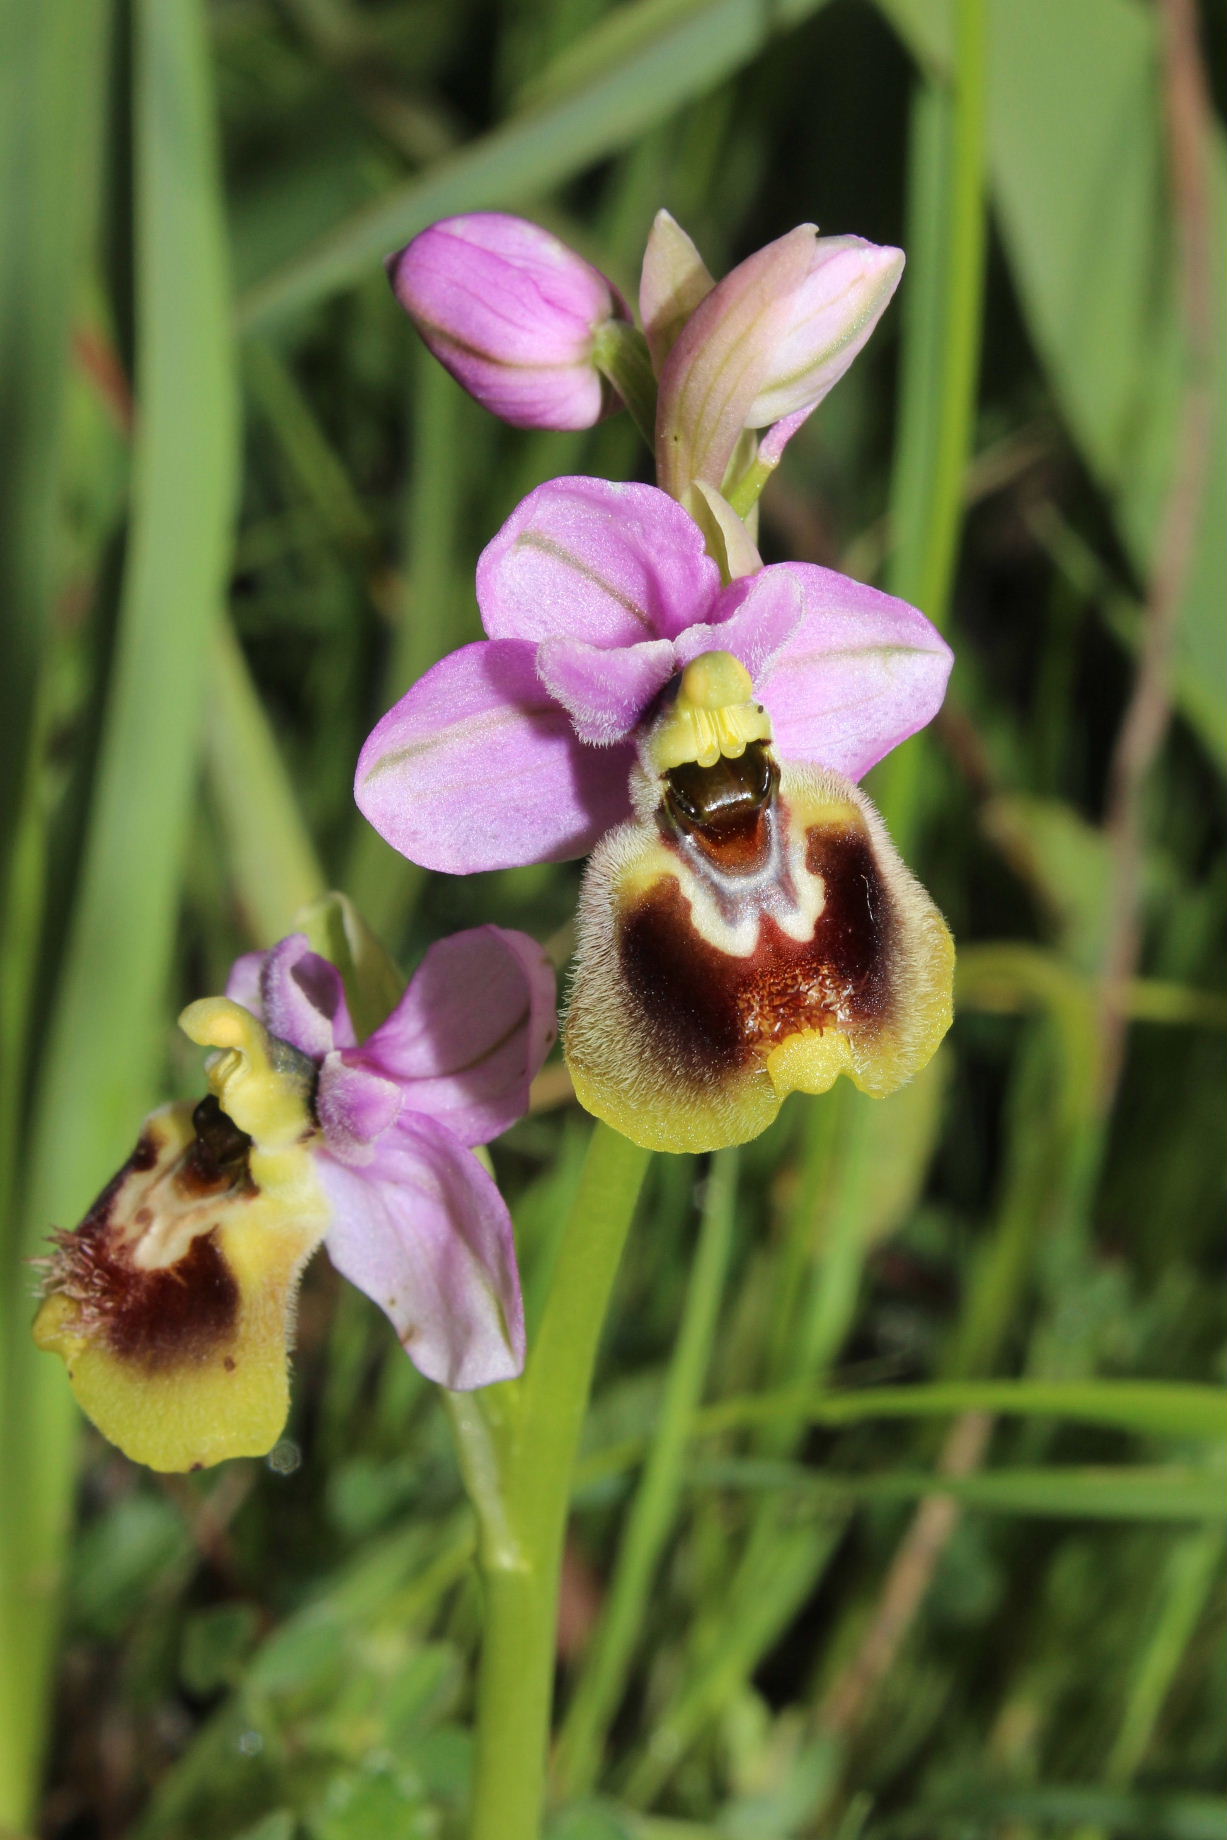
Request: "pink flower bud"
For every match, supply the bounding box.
[657,224,904,498]
[746,234,905,427]
[388,212,627,430]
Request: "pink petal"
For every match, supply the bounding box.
[321,1112,525,1389]
[249,934,356,1060]
[746,238,905,427]
[477,476,721,646]
[675,564,809,681]
[536,635,677,744]
[359,925,557,1147]
[225,951,266,1017]
[756,404,817,471]
[356,639,636,872]
[317,1053,403,1160]
[753,564,953,779]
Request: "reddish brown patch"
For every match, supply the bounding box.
[687,808,773,874]
[130,1131,159,1173]
[663,745,778,875]
[618,823,893,1087]
[43,1101,250,1370]
[55,1223,240,1371]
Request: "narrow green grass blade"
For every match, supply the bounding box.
[0,0,109,1295]
[873,0,987,849]
[0,0,238,1821]
[577,1382,1226,1493]
[894,1786,1227,1840]
[0,0,106,955]
[556,1149,738,1797]
[205,620,327,946]
[686,1463,1227,1522]
[238,0,832,332]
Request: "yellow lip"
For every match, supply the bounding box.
[564,760,954,1154]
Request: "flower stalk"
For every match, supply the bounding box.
[590,318,658,450]
[455,1119,652,1840]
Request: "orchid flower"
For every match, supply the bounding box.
[356,478,954,1154]
[388,212,630,430]
[34,926,556,1471]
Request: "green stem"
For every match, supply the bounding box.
[592,319,658,453]
[459,1119,651,1840]
[555,1148,737,1797]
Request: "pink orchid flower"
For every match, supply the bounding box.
[356,480,954,1154]
[35,926,556,1470]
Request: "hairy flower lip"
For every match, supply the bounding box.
[564,759,953,1154]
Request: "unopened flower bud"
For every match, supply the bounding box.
[657,223,904,499]
[746,234,904,427]
[389,212,628,430]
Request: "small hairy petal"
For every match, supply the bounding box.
[752,564,953,780]
[317,1054,403,1160]
[225,951,265,1018]
[536,635,678,744]
[322,1112,526,1389]
[477,475,722,646]
[358,925,558,1147]
[254,934,356,1060]
[356,638,635,872]
[674,566,809,684]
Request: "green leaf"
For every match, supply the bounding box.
[238,0,832,332]
[1,0,239,1818]
[876,0,1227,764]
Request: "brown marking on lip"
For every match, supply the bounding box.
[130,1132,159,1173]
[42,1099,250,1371]
[60,1223,240,1372]
[687,807,773,874]
[617,822,894,1087]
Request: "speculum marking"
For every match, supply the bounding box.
[618,821,893,1086]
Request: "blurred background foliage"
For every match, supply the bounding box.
[1,0,1224,1835]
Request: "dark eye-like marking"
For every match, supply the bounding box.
[177,1094,254,1196]
[663,741,779,833]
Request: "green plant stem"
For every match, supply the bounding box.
[592,319,658,451]
[457,1119,651,1840]
[555,1148,738,1797]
